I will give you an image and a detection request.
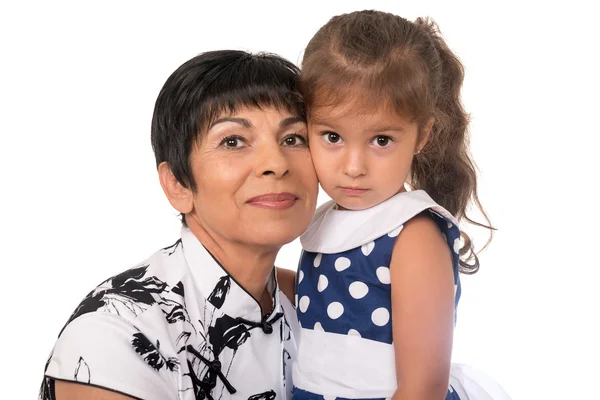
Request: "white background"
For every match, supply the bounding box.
[1,1,598,398]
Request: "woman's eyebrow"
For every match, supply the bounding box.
[209,117,252,130]
[280,116,304,127]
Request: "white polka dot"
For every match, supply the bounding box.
[327,302,344,319]
[376,267,391,284]
[453,238,461,254]
[299,296,310,313]
[314,322,324,331]
[317,274,329,292]
[334,257,351,271]
[348,329,361,337]
[388,225,404,237]
[298,270,304,284]
[441,232,447,242]
[294,294,298,307]
[371,307,390,326]
[348,281,369,299]
[447,221,453,229]
[313,253,322,267]
[361,241,375,256]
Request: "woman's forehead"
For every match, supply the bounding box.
[207,105,304,126]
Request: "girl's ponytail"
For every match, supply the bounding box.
[411,18,493,273]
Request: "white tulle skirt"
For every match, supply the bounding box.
[450,364,512,400]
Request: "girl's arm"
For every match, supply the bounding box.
[390,214,455,400]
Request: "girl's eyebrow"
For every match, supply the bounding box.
[310,119,337,129]
[372,125,406,133]
[309,120,406,134]
[310,118,330,125]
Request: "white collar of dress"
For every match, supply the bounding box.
[300,190,458,254]
[179,227,283,329]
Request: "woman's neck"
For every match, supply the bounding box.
[187,219,279,309]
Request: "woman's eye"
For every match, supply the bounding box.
[323,132,341,144]
[220,135,245,149]
[282,134,307,146]
[373,135,392,147]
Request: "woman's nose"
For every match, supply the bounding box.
[342,148,367,178]
[254,141,290,178]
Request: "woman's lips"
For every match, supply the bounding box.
[246,192,298,210]
[339,187,369,195]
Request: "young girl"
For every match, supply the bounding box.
[292,10,508,400]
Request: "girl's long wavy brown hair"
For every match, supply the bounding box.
[300,10,494,273]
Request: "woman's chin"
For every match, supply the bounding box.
[244,225,307,249]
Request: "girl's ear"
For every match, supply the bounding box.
[158,162,194,215]
[416,118,435,153]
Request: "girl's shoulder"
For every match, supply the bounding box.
[300,190,459,254]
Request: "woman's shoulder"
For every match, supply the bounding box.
[63,238,190,326]
[41,239,192,400]
[42,305,178,400]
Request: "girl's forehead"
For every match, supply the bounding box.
[309,101,413,127]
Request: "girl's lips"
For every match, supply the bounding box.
[246,192,298,210]
[339,187,369,195]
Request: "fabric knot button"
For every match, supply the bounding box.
[208,359,222,371]
[260,312,284,334]
[262,321,273,334]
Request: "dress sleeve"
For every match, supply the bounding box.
[41,312,178,400]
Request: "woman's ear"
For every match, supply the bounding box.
[158,162,194,215]
[416,118,435,153]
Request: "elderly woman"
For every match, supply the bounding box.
[40,50,318,400]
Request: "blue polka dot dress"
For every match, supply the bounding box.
[292,190,463,400]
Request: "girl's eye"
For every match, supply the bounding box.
[282,134,308,147]
[323,132,342,144]
[372,135,392,147]
[220,135,246,149]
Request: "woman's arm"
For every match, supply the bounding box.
[276,267,296,304]
[55,381,136,400]
[390,215,455,400]
[43,313,176,400]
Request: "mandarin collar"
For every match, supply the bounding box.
[300,190,458,254]
[180,227,282,323]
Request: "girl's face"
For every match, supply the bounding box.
[308,103,429,211]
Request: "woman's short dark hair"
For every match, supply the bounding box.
[151,50,305,195]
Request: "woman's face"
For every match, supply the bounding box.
[186,106,318,249]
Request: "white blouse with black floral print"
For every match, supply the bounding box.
[40,227,298,400]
